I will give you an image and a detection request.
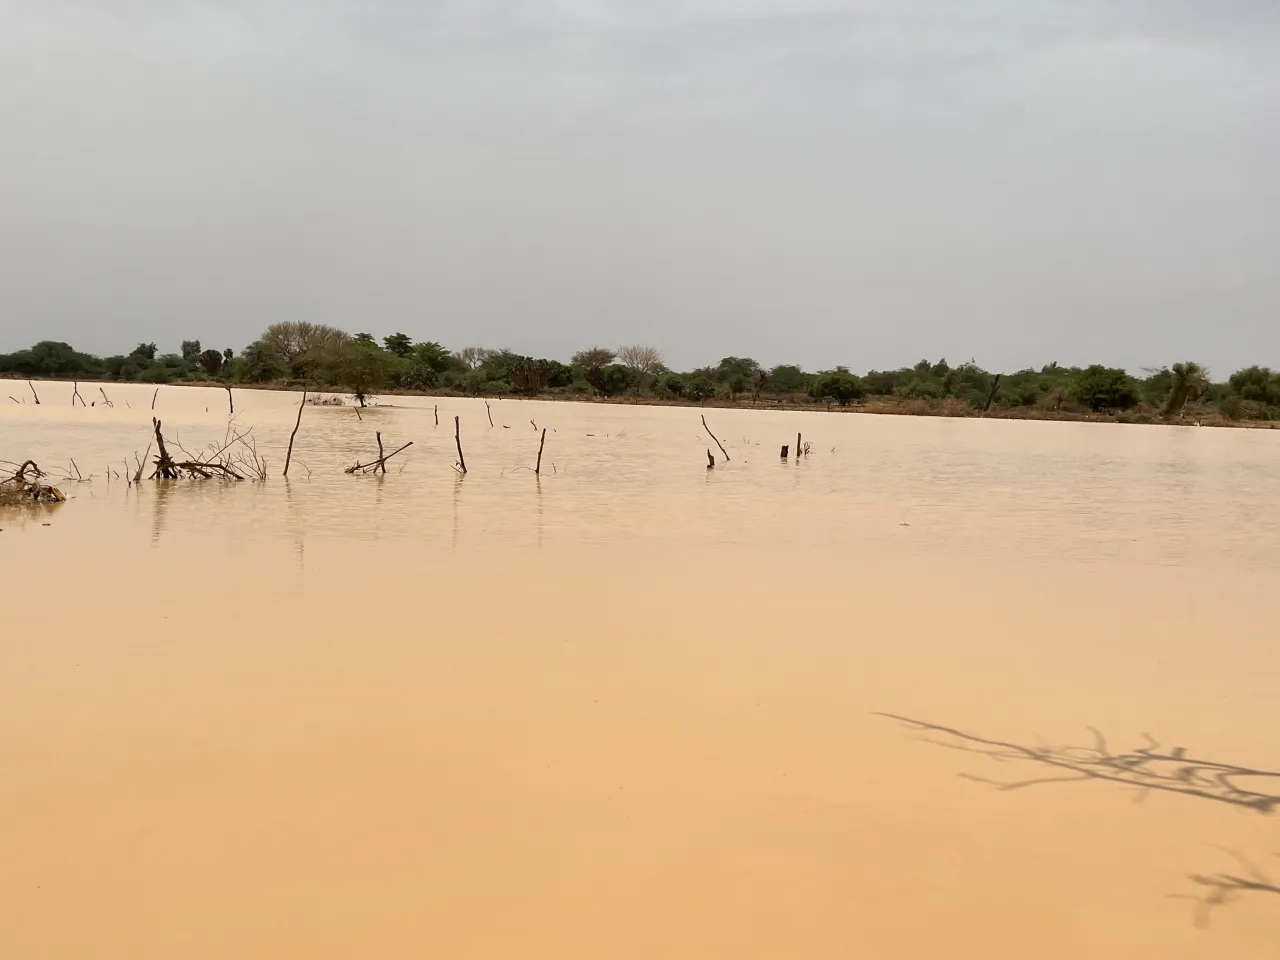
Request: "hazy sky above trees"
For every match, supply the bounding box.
[2,0,1277,374]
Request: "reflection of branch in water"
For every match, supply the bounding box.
[1182,852,1280,928]
[875,713,1280,814]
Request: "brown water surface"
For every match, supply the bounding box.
[2,379,1279,957]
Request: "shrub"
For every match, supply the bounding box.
[1071,365,1140,412]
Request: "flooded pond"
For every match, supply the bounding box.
[3,378,1279,958]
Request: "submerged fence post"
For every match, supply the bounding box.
[283,390,306,477]
[455,416,468,474]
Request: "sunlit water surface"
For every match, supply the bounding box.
[3,379,1279,958]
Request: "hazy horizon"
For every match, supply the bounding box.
[3,1,1278,376]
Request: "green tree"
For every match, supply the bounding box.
[686,375,717,404]
[506,356,559,393]
[412,341,453,374]
[321,340,395,406]
[199,348,224,376]
[397,341,454,389]
[238,341,285,383]
[1140,367,1174,406]
[547,362,575,388]
[131,342,158,362]
[1071,365,1140,412]
[584,363,637,397]
[19,341,99,376]
[138,366,174,384]
[768,364,807,393]
[714,357,760,383]
[809,369,865,406]
[862,370,901,395]
[571,347,616,370]
[1161,361,1210,417]
[181,339,202,361]
[1226,366,1280,406]
[383,333,414,358]
[260,322,348,371]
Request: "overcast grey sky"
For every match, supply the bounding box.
[2,1,1277,374]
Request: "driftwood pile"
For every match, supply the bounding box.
[146,417,268,481]
[0,461,66,505]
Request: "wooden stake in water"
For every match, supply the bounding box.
[535,428,547,476]
[455,416,468,474]
[283,391,306,478]
[702,415,730,462]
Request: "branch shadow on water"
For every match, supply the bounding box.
[1181,851,1280,928]
[875,712,1280,924]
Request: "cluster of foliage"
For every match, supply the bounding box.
[4,327,1278,421]
[0,339,235,385]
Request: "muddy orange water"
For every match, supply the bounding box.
[2,379,1279,958]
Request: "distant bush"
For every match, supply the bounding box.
[1072,365,1140,412]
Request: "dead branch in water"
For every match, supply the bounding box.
[28,381,40,405]
[152,418,179,478]
[71,382,88,407]
[225,386,234,415]
[98,387,114,408]
[454,416,467,474]
[706,449,715,469]
[0,460,66,504]
[8,396,19,404]
[151,387,159,410]
[61,459,90,483]
[702,415,730,462]
[434,404,439,427]
[486,400,495,428]
[535,428,547,475]
[146,418,268,481]
[133,443,152,484]
[796,433,802,460]
[283,390,306,477]
[346,438,412,474]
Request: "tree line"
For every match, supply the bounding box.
[3,323,1279,421]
